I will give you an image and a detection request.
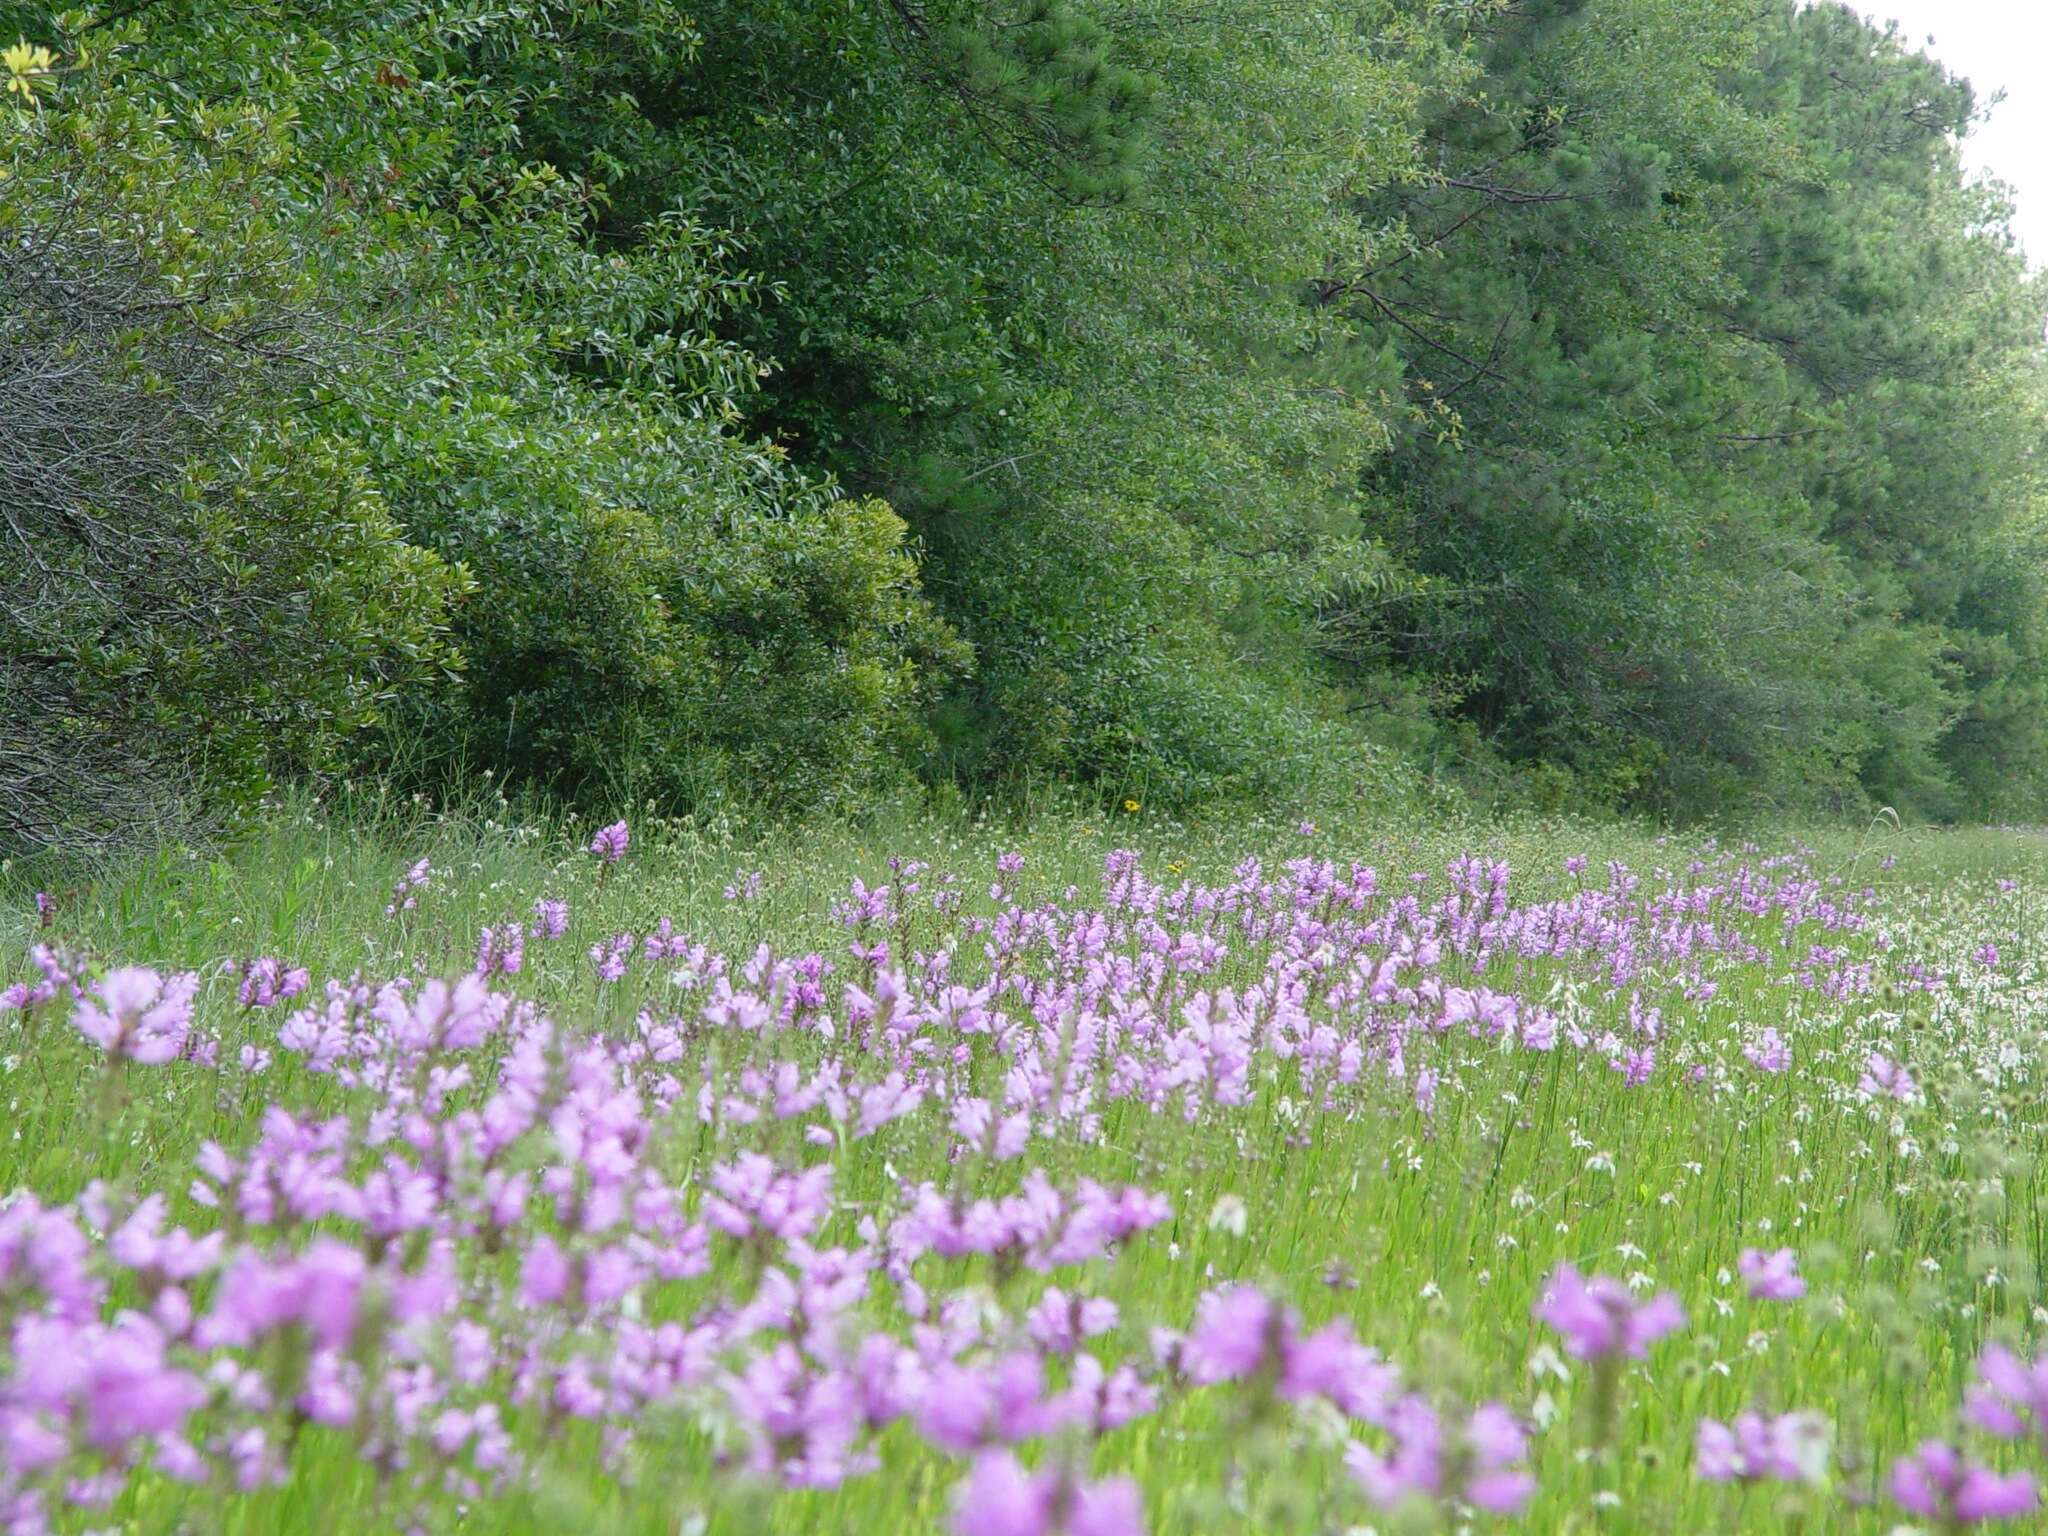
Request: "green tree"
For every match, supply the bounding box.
[1329,0,2048,818]
[1720,2,2048,815]
[492,0,1447,802]
[9,0,2043,830]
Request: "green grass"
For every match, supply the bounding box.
[7,795,2048,1534]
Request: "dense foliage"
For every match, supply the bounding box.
[0,75,460,850]
[3,0,2044,843]
[1334,0,2048,818]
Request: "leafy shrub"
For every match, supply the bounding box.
[352,256,968,810]
[340,15,975,813]
[0,83,459,852]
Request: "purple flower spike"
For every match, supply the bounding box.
[1965,1346,2048,1452]
[72,967,197,1065]
[1889,1440,2037,1525]
[233,958,310,1010]
[1532,1263,1685,1359]
[384,856,431,916]
[589,820,630,864]
[1069,1477,1145,1536]
[1737,1247,1805,1301]
[1857,1051,1920,1104]
[1345,1396,1534,1515]
[1742,1028,1789,1073]
[1694,1410,1829,1483]
[950,1451,1144,1536]
[1182,1286,1283,1385]
[1463,1402,1537,1513]
[529,896,570,939]
[952,1451,1051,1536]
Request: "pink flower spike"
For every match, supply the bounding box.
[1964,1345,2048,1450]
[1737,1247,1806,1301]
[1959,1469,2042,1523]
[1857,1051,1920,1104]
[71,967,195,1064]
[1694,1411,1829,1484]
[1069,1477,1144,1536]
[1533,1263,1685,1359]
[1182,1286,1283,1384]
[1742,1028,1789,1073]
[951,1451,1051,1536]
[1890,1440,2037,1525]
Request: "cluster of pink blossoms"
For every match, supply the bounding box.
[0,825,2036,1531]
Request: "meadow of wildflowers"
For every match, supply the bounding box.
[5,803,2048,1534]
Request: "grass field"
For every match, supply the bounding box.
[6,796,2048,1534]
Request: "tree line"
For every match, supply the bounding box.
[4,0,2043,849]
